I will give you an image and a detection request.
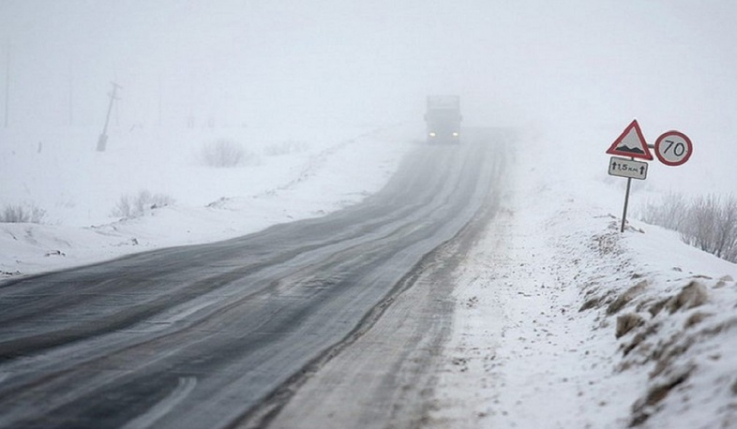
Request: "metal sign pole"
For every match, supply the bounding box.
[621,176,632,233]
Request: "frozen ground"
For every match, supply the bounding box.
[1,123,736,428]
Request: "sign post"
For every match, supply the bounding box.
[608,157,649,233]
[605,120,693,233]
[606,120,652,233]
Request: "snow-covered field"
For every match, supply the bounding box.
[0,124,412,276]
[2,120,736,428]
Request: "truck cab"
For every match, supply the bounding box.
[425,95,462,144]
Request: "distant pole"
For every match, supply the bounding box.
[4,39,9,128]
[97,82,121,152]
[187,82,195,129]
[157,75,162,127]
[68,59,74,126]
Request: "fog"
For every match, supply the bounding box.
[1,1,733,128]
[2,0,737,195]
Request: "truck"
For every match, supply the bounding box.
[424,95,462,144]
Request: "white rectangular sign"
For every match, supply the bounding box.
[608,156,648,180]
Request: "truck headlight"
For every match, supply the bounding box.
[429,132,436,137]
[452,132,459,137]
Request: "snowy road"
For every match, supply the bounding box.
[0,130,509,429]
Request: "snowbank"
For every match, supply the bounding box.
[431,127,737,428]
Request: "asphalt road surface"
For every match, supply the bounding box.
[0,129,509,429]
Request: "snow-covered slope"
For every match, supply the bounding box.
[431,127,737,428]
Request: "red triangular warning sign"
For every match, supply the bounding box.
[606,119,653,160]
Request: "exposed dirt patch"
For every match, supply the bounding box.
[684,311,713,329]
[666,281,708,314]
[620,322,660,358]
[646,297,669,317]
[579,289,613,312]
[616,313,646,338]
[608,281,648,316]
[630,365,694,427]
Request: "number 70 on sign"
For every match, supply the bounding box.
[655,131,693,166]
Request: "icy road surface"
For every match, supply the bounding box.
[0,130,509,429]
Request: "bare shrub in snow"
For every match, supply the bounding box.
[200,139,255,167]
[0,204,46,223]
[682,195,737,261]
[263,140,309,157]
[640,193,689,231]
[112,191,174,219]
[640,194,737,263]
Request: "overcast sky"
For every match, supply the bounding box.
[1,0,736,134]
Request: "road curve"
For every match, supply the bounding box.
[0,129,508,429]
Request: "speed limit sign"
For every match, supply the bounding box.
[655,131,692,166]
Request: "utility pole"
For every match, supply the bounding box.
[68,58,74,126]
[97,82,121,152]
[157,75,163,127]
[4,39,10,128]
[187,81,195,129]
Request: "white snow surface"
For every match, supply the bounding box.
[1,123,737,428]
[430,129,737,429]
[0,124,412,275]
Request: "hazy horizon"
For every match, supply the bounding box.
[1,1,735,132]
